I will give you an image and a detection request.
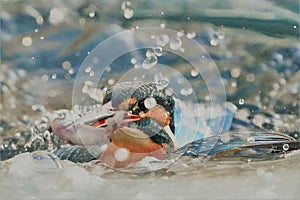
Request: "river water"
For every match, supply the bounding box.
[0,0,299,199]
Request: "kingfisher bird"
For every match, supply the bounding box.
[49,82,300,168]
[51,82,179,168]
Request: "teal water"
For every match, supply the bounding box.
[0,0,299,199]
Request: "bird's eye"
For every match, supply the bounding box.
[137,98,147,111]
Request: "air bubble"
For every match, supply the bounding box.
[51,74,57,79]
[169,37,182,50]
[142,55,158,69]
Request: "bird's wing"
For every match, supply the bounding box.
[177,131,300,161]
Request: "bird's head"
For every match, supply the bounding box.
[101,82,177,149]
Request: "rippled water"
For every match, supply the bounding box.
[0,0,299,199]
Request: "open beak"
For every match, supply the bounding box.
[91,111,141,128]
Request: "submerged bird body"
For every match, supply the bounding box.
[3,82,298,168]
[97,82,176,167]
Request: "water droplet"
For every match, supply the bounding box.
[121,1,134,19]
[247,137,255,143]
[190,69,198,77]
[144,97,157,109]
[79,18,86,26]
[177,31,184,37]
[187,31,196,39]
[154,47,163,56]
[36,16,44,25]
[49,7,67,25]
[154,73,169,90]
[180,87,193,96]
[252,114,265,128]
[155,34,169,47]
[220,134,230,143]
[22,37,32,47]
[105,66,111,72]
[210,39,218,46]
[108,78,115,85]
[217,31,225,40]
[123,8,134,19]
[239,98,245,105]
[68,68,74,75]
[246,73,255,82]
[169,37,182,50]
[114,148,129,162]
[134,64,142,69]
[89,11,95,18]
[230,67,241,78]
[85,66,92,73]
[146,49,155,57]
[41,75,49,82]
[92,57,99,64]
[89,71,95,76]
[283,144,289,151]
[62,61,71,70]
[130,58,137,64]
[142,55,157,69]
